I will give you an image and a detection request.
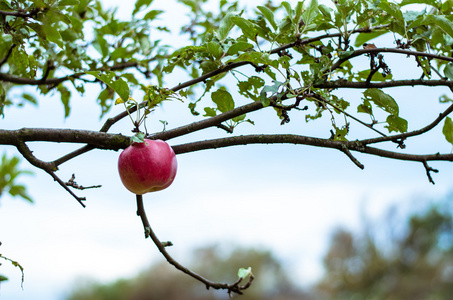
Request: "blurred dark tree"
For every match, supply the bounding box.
[65,245,310,300]
[317,202,453,300]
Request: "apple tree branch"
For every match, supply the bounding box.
[135,195,254,295]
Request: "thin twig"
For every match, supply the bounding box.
[65,174,102,190]
[136,195,254,295]
[361,103,453,145]
[13,140,86,207]
[422,161,439,184]
[46,170,86,207]
[330,48,453,73]
[53,145,95,167]
[308,92,388,138]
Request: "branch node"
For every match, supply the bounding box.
[162,241,173,247]
[65,173,102,190]
[422,161,438,185]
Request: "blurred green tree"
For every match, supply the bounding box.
[317,202,453,299]
[66,245,309,300]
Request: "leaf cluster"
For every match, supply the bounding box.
[0,0,169,117]
[0,153,33,203]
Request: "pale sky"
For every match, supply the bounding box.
[1,1,452,299]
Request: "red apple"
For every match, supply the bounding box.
[118,139,177,195]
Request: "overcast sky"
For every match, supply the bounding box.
[1,1,453,299]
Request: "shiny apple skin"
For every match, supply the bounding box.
[118,139,177,195]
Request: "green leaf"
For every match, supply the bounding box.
[21,93,38,106]
[294,1,304,23]
[318,4,332,20]
[216,12,236,41]
[259,81,284,107]
[439,94,453,103]
[86,71,130,102]
[281,2,293,18]
[357,99,373,115]
[93,32,109,57]
[443,117,453,145]
[8,185,33,202]
[386,115,408,133]
[131,132,145,144]
[401,0,437,6]
[379,1,405,25]
[42,17,63,48]
[133,0,153,15]
[237,76,265,101]
[57,84,71,118]
[58,0,79,6]
[354,30,387,47]
[188,102,200,116]
[231,16,258,40]
[422,15,453,39]
[97,87,115,117]
[121,73,139,86]
[232,113,246,122]
[237,267,252,279]
[203,107,217,117]
[0,154,34,202]
[226,41,253,56]
[363,89,399,115]
[234,51,278,68]
[206,42,223,59]
[257,6,277,30]
[109,79,129,102]
[444,63,453,80]
[338,50,354,59]
[143,9,163,20]
[356,69,392,82]
[302,0,319,25]
[211,88,234,113]
[333,124,349,141]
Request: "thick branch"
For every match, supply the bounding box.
[171,134,453,164]
[3,129,452,166]
[136,195,253,295]
[0,72,82,85]
[0,128,130,149]
[317,79,453,89]
[0,128,130,205]
[0,8,40,18]
[58,100,265,164]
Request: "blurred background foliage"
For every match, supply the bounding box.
[65,193,453,300]
[0,153,33,203]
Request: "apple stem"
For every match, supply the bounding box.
[135,194,254,295]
